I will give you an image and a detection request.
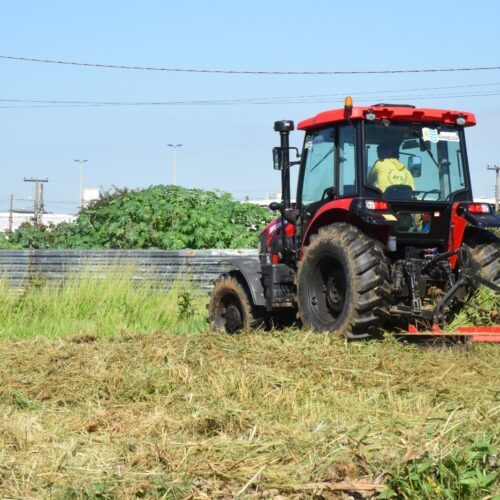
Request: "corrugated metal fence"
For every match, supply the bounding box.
[0,249,258,294]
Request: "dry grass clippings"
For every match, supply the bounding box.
[0,331,497,497]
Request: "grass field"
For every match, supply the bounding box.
[0,273,498,498]
[0,269,207,340]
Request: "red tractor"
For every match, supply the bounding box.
[209,99,500,338]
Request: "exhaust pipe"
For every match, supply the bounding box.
[274,120,294,210]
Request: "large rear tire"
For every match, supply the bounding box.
[463,231,500,285]
[297,223,390,338]
[208,275,264,333]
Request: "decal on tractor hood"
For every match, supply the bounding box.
[422,127,459,143]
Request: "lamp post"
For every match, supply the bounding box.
[74,159,88,209]
[167,144,182,185]
[487,165,500,212]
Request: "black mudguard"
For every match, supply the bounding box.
[464,212,500,228]
[219,257,266,307]
[463,225,500,246]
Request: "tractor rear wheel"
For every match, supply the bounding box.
[463,232,500,285]
[297,223,390,338]
[208,275,264,333]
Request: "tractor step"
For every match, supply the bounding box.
[404,324,500,342]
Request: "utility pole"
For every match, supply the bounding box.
[8,194,13,233]
[74,159,88,209]
[23,178,48,226]
[167,144,182,185]
[487,165,500,212]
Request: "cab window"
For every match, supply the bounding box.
[300,127,335,205]
[338,125,356,196]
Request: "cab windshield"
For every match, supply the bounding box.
[364,121,468,201]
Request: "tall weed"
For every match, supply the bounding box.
[0,267,207,339]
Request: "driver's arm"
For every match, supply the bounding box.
[407,171,416,191]
[367,161,381,187]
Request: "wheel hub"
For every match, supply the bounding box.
[309,256,347,323]
[224,303,243,333]
[325,274,344,313]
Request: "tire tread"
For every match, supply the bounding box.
[297,223,391,339]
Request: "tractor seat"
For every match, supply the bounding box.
[383,184,414,201]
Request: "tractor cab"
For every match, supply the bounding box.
[209,99,499,338]
[272,99,481,259]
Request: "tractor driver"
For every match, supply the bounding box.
[367,141,415,193]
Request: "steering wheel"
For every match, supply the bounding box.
[415,189,441,200]
[321,187,336,201]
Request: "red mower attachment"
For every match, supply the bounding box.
[454,326,500,343]
[405,324,500,343]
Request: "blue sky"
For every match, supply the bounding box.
[1,0,499,213]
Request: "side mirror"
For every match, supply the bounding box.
[272,146,300,170]
[408,156,422,178]
[272,147,283,170]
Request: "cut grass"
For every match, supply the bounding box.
[0,272,497,497]
[0,331,497,498]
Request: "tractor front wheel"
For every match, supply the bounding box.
[208,275,264,333]
[297,223,390,338]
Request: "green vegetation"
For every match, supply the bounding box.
[448,286,499,330]
[0,269,206,340]
[1,268,496,341]
[382,437,498,498]
[1,185,274,249]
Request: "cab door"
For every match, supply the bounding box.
[297,126,336,239]
[296,124,357,243]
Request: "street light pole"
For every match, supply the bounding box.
[167,144,183,185]
[487,165,500,212]
[74,159,88,209]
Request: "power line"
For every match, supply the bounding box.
[1,81,500,107]
[2,90,500,109]
[1,54,500,75]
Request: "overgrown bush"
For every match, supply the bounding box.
[6,186,274,249]
[0,233,17,249]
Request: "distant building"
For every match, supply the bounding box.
[474,196,496,205]
[83,187,101,207]
[0,212,76,233]
[241,192,296,208]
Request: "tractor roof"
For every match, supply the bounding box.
[297,104,476,131]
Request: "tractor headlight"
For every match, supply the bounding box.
[455,115,466,126]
